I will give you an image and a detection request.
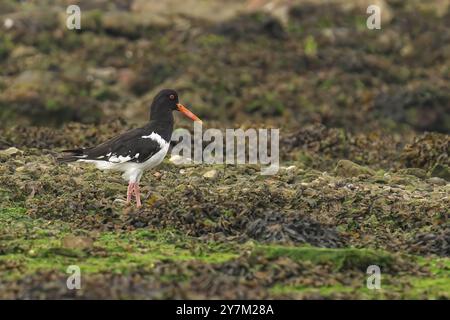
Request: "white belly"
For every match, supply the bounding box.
[78,144,169,183]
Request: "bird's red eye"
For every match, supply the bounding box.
[169,94,175,100]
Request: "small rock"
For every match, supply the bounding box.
[398,168,428,179]
[0,147,22,156]
[88,67,117,81]
[10,45,37,59]
[170,154,192,165]
[3,18,14,29]
[203,169,218,179]
[427,177,447,186]
[389,175,416,186]
[62,236,94,250]
[153,171,162,178]
[335,160,375,178]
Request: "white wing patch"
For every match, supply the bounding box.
[141,132,169,149]
[108,154,132,163]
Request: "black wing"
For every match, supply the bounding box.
[58,127,165,164]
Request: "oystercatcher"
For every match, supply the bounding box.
[59,89,202,207]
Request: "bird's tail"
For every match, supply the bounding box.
[56,149,86,163]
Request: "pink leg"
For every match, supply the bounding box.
[126,182,134,204]
[134,183,142,208]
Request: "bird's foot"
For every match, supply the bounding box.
[126,182,134,204]
[126,182,142,208]
[134,184,142,208]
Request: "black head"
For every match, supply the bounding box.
[150,89,202,123]
[152,89,179,111]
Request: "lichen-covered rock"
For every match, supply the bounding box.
[427,177,447,186]
[398,168,428,179]
[203,169,218,179]
[334,160,375,177]
[401,132,450,170]
[281,125,403,171]
[0,147,22,157]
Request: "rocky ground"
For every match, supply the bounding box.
[0,0,449,299]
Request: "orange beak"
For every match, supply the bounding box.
[177,103,202,124]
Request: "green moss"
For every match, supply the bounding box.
[0,34,14,60]
[304,36,318,57]
[253,245,395,271]
[272,275,449,299]
[197,34,227,47]
[0,207,238,280]
[269,253,449,299]
[406,277,450,299]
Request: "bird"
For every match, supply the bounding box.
[58,89,202,208]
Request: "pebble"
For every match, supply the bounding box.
[0,147,22,156]
[427,177,446,186]
[203,169,218,179]
[335,159,375,178]
[153,172,162,178]
[62,236,94,250]
[169,155,192,165]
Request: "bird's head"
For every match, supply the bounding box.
[150,89,202,124]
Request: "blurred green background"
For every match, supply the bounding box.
[0,0,449,133]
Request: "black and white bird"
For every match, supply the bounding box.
[58,89,202,207]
